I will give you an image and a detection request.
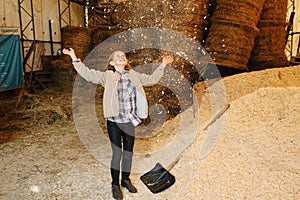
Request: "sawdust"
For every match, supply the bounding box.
[0,66,299,199]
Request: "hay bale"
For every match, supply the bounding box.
[90,25,126,48]
[110,0,209,42]
[162,0,210,42]
[127,49,194,120]
[111,0,163,28]
[211,0,264,27]
[85,1,205,120]
[205,20,260,70]
[248,0,289,70]
[127,48,161,66]
[52,59,77,92]
[88,2,117,26]
[260,0,288,21]
[248,21,288,69]
[204,0,265,70]
[61,26,92,60]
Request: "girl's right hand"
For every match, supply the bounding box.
[62,48,77,60]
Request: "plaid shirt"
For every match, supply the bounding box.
[107,70,141,126]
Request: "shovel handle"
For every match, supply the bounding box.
[167,157,180,171]
[203,104,230,131]
[165,104,230,171]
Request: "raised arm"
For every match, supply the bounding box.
[138,55,174,86]
[62,48,106,86]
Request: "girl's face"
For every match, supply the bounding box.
[110,51,128,67]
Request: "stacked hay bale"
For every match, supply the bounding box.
[89,1,133,48]
[158,0,210,111]
[89,0,210,120]
[161,0,210,43]
[108,0,164,70]
[248,0,289,70]
[51,60,76,92]
[88,2,117,27]
[97,0,163,68]
[160,0,210,89]
[61,26,92,61]
[52,26,92,92]
[90,25,126,48]
[101,0,210,42]
[204,0,265,71]
[111,0,163,28]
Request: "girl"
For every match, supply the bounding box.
[63,48,173,200]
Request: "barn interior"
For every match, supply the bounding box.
[0,0,299,199]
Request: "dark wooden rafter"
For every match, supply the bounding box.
[70,0,99,6]
[286,0,300,62]
[18,0,37,92]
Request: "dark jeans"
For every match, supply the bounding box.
[106,120,135,185]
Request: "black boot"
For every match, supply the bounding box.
[121,179,137,193]
[112,184,123,200]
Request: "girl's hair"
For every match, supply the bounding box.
[105,51,132,71]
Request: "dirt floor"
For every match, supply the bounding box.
[0,66,299,200]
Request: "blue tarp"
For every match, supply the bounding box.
[0,28,24,91]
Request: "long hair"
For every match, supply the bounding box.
[105,51,132,71]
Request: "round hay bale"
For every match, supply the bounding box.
[51,59,77,92]
[211,0,264,27]
[127,48,161,67]
[61,26,92,60]
[162,0,208,21]
[163,24,205,41]
[248,0,289,70]
[204,0,265,70]
[128,49,194,121]
[87,0,206,120]
[88,2,117,27]
[260,0,288,21]
[111,0,163,28]
[90,25,126,48]
[162,0,210,42]
[111,0,210,42]
[248,20,289,70]
[205,19,259,70]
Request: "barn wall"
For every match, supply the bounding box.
[0,0,84,56]
[286,0,300,57]
[0,0,299,57]
[292,0,300,56]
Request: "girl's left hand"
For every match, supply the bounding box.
[162,55,174,66]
